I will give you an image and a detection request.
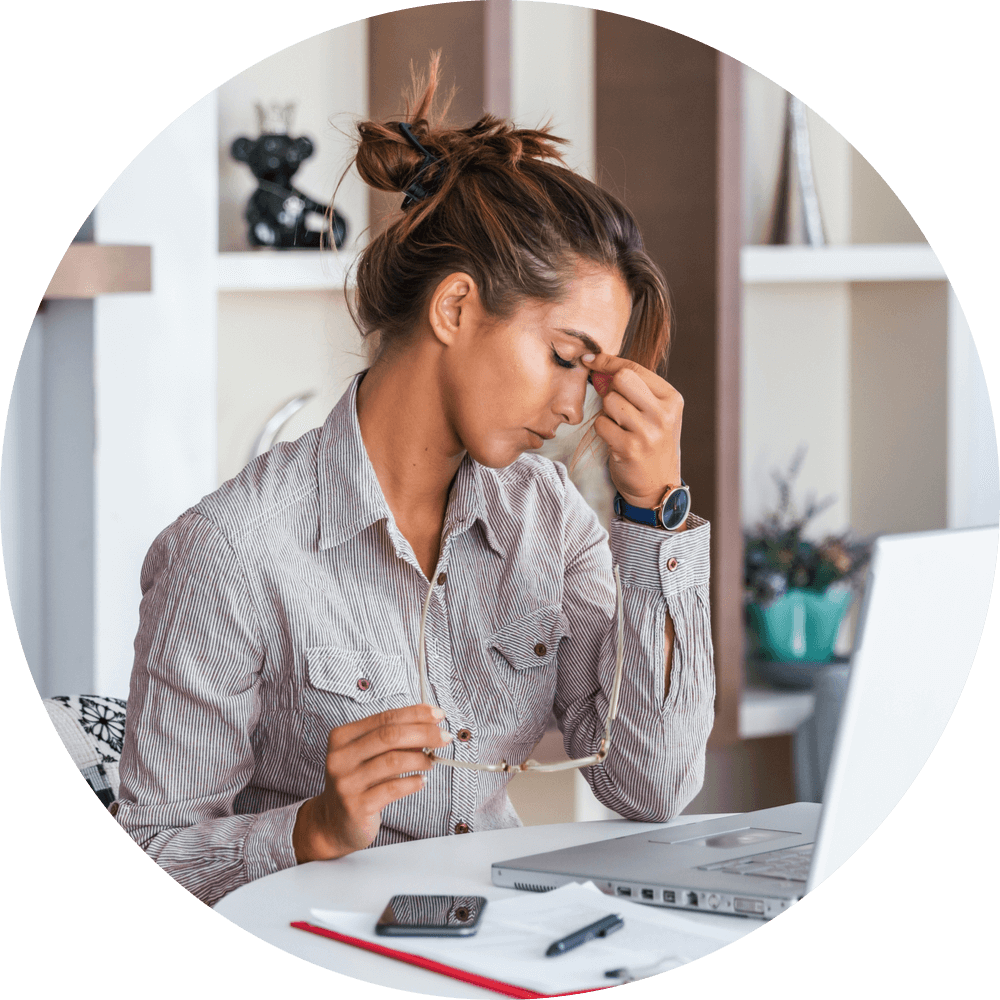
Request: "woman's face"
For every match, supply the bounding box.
[442,265,632,469]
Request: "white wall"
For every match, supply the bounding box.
[511,1,594,179]
[742,283,852,536]
[948,287,1000,529]
[93,92,219,698]
[1,317,44,691]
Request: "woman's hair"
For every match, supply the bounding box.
[336,54,671,464]
[347,55,672,378]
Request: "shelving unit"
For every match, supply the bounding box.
[739,686,816,740]
[217,250,357,292]
[739,243,948,739]
[44,243,151,299]
[741,242,944,284]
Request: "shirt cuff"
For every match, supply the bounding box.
[243,800,302,883]
[608,513,710,598]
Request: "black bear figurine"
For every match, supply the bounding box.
[231,103,347,250]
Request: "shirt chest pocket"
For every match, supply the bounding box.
[302,645,413,728]
[488,606,571,729]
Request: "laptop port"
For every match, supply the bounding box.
[616,886,632,896]
[687,892,699,907]
[641,889,654,900]
[663,890,676,903]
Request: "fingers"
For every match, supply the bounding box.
[327,703,445,752]
[583,352,670,406]
[585,355,688,516]
[325,703,453,804]
[358,774,428,817]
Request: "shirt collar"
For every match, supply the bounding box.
[317,372,505,558]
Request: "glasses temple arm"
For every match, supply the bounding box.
[417,577,436,708]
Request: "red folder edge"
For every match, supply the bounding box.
[291,920,612,998]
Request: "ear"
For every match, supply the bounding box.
[231,137,253,162]
[427,272,480,348]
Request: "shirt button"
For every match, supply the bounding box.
[666,557,679,572]
[534,642,547,657]
[356,678,371,691]
[437,573,447,585]
[456,728,472,742]
[454,822,470,834]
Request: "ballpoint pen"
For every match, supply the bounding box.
[545,914,624,957]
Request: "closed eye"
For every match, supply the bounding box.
[551,346,577,370]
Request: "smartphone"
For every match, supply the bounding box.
[374,894,488,937]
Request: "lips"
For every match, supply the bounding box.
[527,428,556,442]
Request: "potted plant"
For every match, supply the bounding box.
[744,449,872,678]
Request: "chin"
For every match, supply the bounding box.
[466,438,527,470]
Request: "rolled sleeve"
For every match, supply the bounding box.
[555,476,715,822]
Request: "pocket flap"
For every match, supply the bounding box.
[489,606,571,670]
[304,646,407,703]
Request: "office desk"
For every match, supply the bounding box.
[214,816,764,997]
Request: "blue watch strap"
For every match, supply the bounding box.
[613,493,660,527]
[613,480,689,530]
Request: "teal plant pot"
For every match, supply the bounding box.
[748,587,854,663]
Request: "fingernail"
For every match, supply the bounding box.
[431,707,445,719]
[590,370,613,396]
[442,731,453,743]
[582,353,596,363]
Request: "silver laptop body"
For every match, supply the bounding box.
[492,525,997,918]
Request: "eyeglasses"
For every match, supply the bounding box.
[418,566,624,773]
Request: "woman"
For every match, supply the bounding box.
[115,63,715,908]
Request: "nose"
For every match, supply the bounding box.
[554,378,587,427]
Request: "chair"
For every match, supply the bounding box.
[43,695,126,809]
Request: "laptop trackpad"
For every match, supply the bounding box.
[648,828,798,850]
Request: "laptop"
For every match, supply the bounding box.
[492,524,998,918]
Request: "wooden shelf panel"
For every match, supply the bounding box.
[217,250,356,292]
[741,243,945,284]
[45,243,151,299]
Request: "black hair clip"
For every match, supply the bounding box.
[396,121,441,209]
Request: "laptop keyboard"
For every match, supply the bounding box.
[701,843,814,883]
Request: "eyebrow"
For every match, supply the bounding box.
[557,328,606,356]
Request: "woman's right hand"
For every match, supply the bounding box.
[292,703,452,863]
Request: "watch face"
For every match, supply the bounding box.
[660,487,691,530]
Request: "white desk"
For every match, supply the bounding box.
[214,817,764,997]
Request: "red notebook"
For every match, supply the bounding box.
[291,921,611,998]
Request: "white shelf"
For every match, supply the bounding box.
[739,686,816,739]
[219,244,945,291]
[741,243,946,284]
[217,250,357,292]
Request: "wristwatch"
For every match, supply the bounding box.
[613,480,691,531]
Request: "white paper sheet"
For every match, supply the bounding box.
[309,882,754,995]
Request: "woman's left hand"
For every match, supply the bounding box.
[582,352,683,511]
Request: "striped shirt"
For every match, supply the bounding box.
[115,372,715,907]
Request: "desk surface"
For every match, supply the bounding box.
[215,816,763,997]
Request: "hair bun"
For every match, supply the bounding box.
[355,120,443,198]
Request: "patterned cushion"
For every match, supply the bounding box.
[44,695,127,809]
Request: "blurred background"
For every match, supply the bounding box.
[4,3,997,823]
